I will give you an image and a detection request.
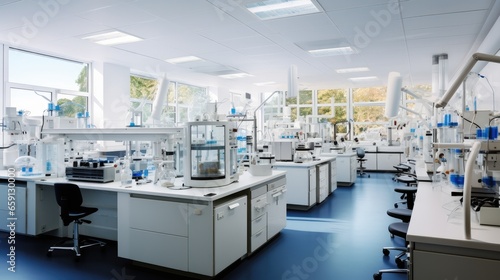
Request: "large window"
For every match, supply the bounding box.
[352,87,388,136]
[6,48,90,118]
[317,89,348,133]
[9,48,88,91]
[129,75,209,125]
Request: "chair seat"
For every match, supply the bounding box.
[387,208,412,222]
[394,186,418,194]
[63,206,98,225]
[394,164,411,171]
[388,222,409,239]
[396,175,416,183]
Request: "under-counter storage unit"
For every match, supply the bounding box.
[273,157,334,210]
[316,163,329,203]
[376,152,402,171]
[267,177,287,238]
[329,158,337,194]
[0,181,27,234]
[336,153,357,186]
[274,165,316,209]
[249,185,268,253]
[214,196,247,274]
[248,176,287,254]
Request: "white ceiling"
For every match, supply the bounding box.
[0,0,499,93]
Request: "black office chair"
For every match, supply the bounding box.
[373,209,412,279]
[356,147,370,178]
[47,183,105,260]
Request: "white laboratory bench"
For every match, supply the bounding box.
[407,181,500,279]
[0,170,287,277]
[273,156,336,210]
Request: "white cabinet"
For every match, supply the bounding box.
[329,159,337,194]
[273,166,315,209]
[267,178,286,239]
[364,153,377,170]
[248,177,287,254]
[316,163,329,203]
[128,196,189,271]
[336,153,357,186]
[0,182,27,234]
[376,153,401,170]
[214,196,247,274]
[249,185,268,253]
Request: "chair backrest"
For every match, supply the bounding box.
[356,147,365,158]
[54,183,83,225]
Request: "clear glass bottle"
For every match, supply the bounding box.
[120,160,133,187]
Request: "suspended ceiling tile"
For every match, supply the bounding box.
[403,10,489,30]
[317,0,401,11]
[198,23,258,42]
[76,3,159,29]
[405,24,482,40]
[400,0,493,18]
[264,13,342,42]
[218,35,274,51]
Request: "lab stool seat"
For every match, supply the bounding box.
[387,208,412,223]
[396,175,417,186]
[392,164,412,180]
[394,186,418,210]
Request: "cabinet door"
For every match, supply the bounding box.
[336,157,349,182]
[267,186,287,238]
[377,153,401,170]
[329,160,337,193]
[364,153,377,170]
[214,196,247,274]
[0,184,27,234]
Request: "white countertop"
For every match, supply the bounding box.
[407,181,500,252]
[0,169,287,202]
[321,152,356,158]
[272,156,335,168]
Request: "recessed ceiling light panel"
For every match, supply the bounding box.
[246,0,320,20]
[308,46,355,57]
[165,56,203,64]
[81,31,142,45]
[336,67,370,73]
[219,73,253,79]
[349,76,378,82]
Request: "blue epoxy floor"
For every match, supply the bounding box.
[0,172,407,280]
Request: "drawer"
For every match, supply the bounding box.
[251,194,268,220]
[251,213,267,235]
[129,228,188,270]
[268,176,286,191]
[250,228,267,252]
[251,184,267,199]
[130,197,188,236]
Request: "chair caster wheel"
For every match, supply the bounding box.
[382,248,390,255]
[46,251,52,257]
[396,258,405,268]
[394,203,398,208]
[74,255,81,262]
[373,273,382,280]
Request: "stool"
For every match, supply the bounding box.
[394,186,417,209]
[373,222,410,279]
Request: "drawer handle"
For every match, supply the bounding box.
[272,192,282,198]
[228,203,240,210]
[256,229,265,236]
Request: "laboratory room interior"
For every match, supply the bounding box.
[1,0,500,279]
